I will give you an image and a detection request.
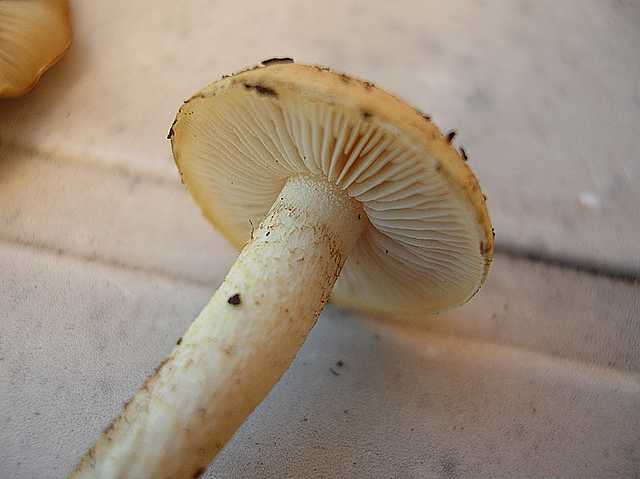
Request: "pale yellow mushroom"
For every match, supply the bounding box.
[71,60,493,479]
[0,0,71,97]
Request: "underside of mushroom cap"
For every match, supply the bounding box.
[0,0,71,97]
[170,61,494,317]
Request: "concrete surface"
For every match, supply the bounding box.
[1,0,639,478]
[2,244,639,478]
[0,142,232,285]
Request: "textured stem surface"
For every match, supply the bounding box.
[70,175,365,479]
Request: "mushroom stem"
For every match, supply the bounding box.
[70,175,365,479]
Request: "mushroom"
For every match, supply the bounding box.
[0,0,71,97]
[70,61,493,478]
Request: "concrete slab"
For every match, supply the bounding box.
[1,0,638,272]
[433,255,640,373]
[0,143,234,286]
[1,243,638,478]
[0,243,209,479]
[217,323,640,479]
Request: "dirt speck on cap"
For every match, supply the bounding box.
[446,130,457,144]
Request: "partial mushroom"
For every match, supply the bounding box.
[0,0,71,97]
[70,60,493,478]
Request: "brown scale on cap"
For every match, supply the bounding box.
[167,118,178,139]
[261,57,294,66]
[191,466,206,478]
[242,82,278,98]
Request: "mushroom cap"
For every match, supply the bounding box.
[0,0,72,97]
[170,61,493,318]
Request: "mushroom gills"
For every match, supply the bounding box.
[180,88,485,314]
